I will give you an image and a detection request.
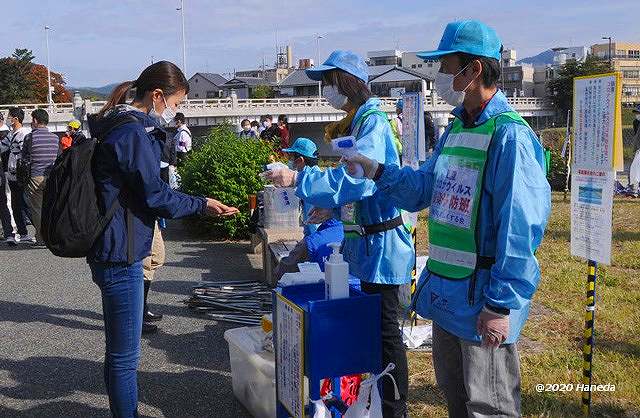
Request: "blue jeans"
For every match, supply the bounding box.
[90,261,144,418]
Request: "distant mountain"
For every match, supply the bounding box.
[517,49,554,66]
[69,83,120,99]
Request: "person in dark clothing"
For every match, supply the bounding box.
[277,114,290,148]
[89,61,239,418]
[0,113,13,241]
[259,114,280,143]
[1,107,33,245]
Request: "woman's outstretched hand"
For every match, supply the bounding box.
[205,198,240,217]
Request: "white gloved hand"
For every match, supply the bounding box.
[342,153,379,179]
[263,168,298,187]
[476,306,510,348]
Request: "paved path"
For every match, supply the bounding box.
[0,221,262,417]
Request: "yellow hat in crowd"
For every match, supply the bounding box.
[68,120,81,129]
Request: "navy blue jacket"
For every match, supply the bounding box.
[89,106,205,263]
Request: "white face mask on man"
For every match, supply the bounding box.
[434,62,473,107]
[635,114,640,121]
[322,85,348,110]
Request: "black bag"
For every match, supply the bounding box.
[16,133,32,186]
[41,114,137,258]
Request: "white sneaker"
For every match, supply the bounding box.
[16,234,36,245]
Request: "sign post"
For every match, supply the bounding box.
[399,92,426,323]
[570,72,623,416]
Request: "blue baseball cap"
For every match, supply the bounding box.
[282,138,318,159]
[417,20,502,61]
[306,50,369,83]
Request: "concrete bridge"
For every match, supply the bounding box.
[0,94,556,135]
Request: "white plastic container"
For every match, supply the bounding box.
[263,185,301,230]
[224,327,276,418]
[324,242,350,300]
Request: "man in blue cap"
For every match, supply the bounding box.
[273,137,344,282]
[345,20,551,416]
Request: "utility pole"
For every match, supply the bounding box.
[177,0,187,76]
[602,36,612,66]
[315,34,323,101]
[45,26,53,107]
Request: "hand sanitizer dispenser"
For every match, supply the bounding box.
[325,242,349,300]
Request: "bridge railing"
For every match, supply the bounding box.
[0,96,553,118]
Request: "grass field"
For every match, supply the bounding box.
[407,192,640,417]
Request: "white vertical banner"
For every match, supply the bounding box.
[570,73,621,265]
[400,92,426,165]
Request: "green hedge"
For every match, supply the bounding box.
[179,125,276,239]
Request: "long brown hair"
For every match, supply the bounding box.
[98,61,189,117]
[322,69,372,108]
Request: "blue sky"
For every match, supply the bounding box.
[1,0,638,87]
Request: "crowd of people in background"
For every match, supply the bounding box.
[237,113,291,149]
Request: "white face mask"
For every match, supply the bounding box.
[322,85,348,110]
[150,95,176,125]
[262,121,271,128]
[242,125,251,132]
[434,63,473,107]
[635,114,640,121]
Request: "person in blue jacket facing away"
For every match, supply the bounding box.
[272,137,344,283]
[89,61,238,418]
[345,21,551,417]
[266,50,413,418]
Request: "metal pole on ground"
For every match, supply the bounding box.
[581,260,598,416]
[44,26,53,107]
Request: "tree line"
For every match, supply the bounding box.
[0,48,71,105]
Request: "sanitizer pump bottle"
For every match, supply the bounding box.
[325,242,349,300]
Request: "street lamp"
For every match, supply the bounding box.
[44,25,53,106]
[602,36,612,66]
[177,0,187,76]
[315,34,324,101]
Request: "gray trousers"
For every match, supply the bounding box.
[432,323,521,418]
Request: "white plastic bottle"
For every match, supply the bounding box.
[324,242,350,300]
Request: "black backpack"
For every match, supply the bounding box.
[41,114,137,259]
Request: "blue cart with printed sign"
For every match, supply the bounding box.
[273,282,382,418]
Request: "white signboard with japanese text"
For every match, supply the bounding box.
[570,169,614,264]
[275,293,305,417]
[570,73,621,265]
[572,73,623,171]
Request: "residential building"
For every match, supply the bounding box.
[368,67,432,97]
[592,41,640,105]
[220,77,270,99]
[278,69,319,97]
[235,67,292,83]
[367,50,402,66]
[533,65,555,98]
[501,49,517,67]
[552,46,588,66]
[401,51,439,79]
[367,50,403,81]
[501,64,535,97]
[187,73,228,99]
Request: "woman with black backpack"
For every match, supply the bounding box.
[89,61,238,417]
